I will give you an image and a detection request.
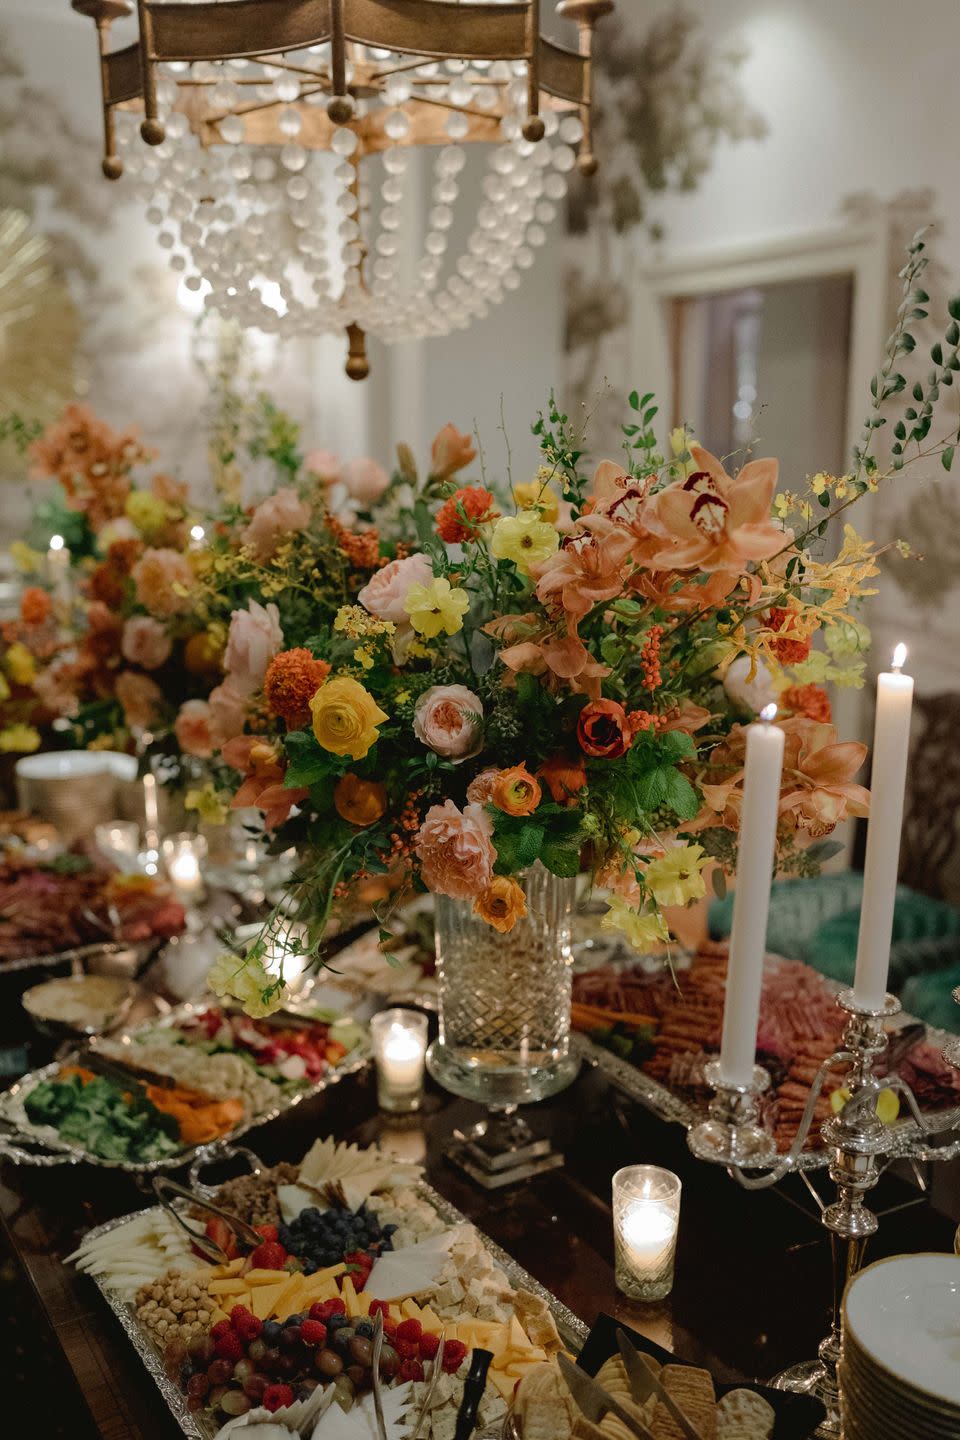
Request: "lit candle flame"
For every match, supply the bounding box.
[759,703,778,723]
[48,533,65,552]
[190,524,206,543]
[891,643,908,673]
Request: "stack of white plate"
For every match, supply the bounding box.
[840,1253,960,1439]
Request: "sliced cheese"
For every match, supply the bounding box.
[250,1282,287,1320]
[208,1278,248,1296]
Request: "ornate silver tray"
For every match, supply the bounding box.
[0,998,372,1170]
[77,1181,587,1440]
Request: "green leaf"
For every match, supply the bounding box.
[413,497,435,546]
[659,768,700,821]
[948,296,960,322]
[931,342,944,365]
[943,446,955,473]
[283,732,338,788]
[517,823,546,868]
[712,868,727,901]
[628,389,640,410]
[540,839,582,878]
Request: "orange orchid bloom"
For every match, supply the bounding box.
[533,513,635,622]
[645,444,787,574]
[221,735,307,831]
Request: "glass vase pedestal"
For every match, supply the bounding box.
[427,865,580,1188]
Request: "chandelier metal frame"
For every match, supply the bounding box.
[73,0,613,376]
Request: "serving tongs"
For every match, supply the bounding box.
[410,1330,447,1439]
[78,1044,219,1100]
[151,1174,263,1264]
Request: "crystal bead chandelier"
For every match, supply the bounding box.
[73,0,612,377]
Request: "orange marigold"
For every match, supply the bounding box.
[20,587,53,627]
[263,648,331,727]
[781,683,832,723]
[435,487,497,544]
[326,515,382,569]
[767,607,812,665]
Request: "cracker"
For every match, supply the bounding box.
[572,1420,608,1440]
[652,1364,717,1440]
[514,1362,579,1440]
[596,1356,633,1400]
[716,1388,775,1440]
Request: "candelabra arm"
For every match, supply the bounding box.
[728,1048,851,1190]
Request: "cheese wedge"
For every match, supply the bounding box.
[341,1276,363,1319]
[208,1278,248,1296]
[246,1268,290,1285]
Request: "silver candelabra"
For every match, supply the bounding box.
[688,986,960,1439]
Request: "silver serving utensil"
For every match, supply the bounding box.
[557,1352,655,1440]
[410,1330,446,1440]
[615,1329,707,1440]
[370,1308,388,1440]
[151,1174,263,1263]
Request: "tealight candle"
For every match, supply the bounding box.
[371,1008,428,1113]
[95,820,141,870]
[162,831,207,900]
[612,1165,681,1301]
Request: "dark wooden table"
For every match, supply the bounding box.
[2,1050,958,1440]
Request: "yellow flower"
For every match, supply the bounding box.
[207,952,283,1018]
[0,724,41,753]
[10,540,43,574]
[601,898,671,950]
[185,783,229,826]
[403,577,470,638]
[125,489,169,539]
[490,510,559,574]
[5,642,35,686]
[310,675,388,760]
[809,472,831,496]
[834,475,851,499]
[644,843,709,908]
[0,673,9,703]
[512,480,559,524]
[773,492,795,520]
[669,426,697,476]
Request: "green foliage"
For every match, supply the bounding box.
[283,730,341,789]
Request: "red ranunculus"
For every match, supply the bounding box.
[577,699,634,759]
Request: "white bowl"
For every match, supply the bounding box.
[15,751,126,780]
[15,751,136,842]
[844,1253,960,1406]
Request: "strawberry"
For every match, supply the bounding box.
[248,1240,287,1270]
[368,1300,391,1320]
[253,1223,279,1243]
[441,1339,467,1374]
[205,1217,238,1260]
[397,1358,425,1383]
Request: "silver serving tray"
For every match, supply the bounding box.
[0,999,371,1170]
[78,1182,588,1440]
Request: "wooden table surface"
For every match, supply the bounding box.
[2,1048,959,1440]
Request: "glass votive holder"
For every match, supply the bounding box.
[371,1008,428,1114]
[162,831,208,901]
[612,1164,682,1302]
[95,820,141,869]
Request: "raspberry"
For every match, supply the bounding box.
[249,1241,287,1270]
[253,1223,279,1243]
[209,1320,233,1342]
[419,1332,440,1360]
[394,1338,420,1360]
[262,1384,295,1413]
[398,1358,425,1383]
[235,1314,263,1343]
[230,1305,255,1328]
[300,1320,327,1347]
[368,1300,391,1320]
[213,1329,245,1362]
[441,1339,468,1374]
[311,1298,346,1322]
[382,1318,397,1339]
[396,1318,423,1344]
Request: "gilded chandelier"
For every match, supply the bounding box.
[73,0,612,377]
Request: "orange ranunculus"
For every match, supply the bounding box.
[491,764,542,817]
[577,699,635,759]
[435,486,497,544]
[20,588,53,627]
[781,683,831,723]
[473,876,528,933]
[334,774,388,827]
[538,753,587,806]
[430,423,477,480]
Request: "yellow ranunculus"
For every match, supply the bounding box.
[601,898,670,950]
[125,489,169,539]
[0,723,41,754]
[512,480,559,524]
[185,783,229,826]
[10,540,43,574]
[402,577,470,639]
[207,952,283,1018]
[310,675,388,760]
[5,642,36,686]
[644,843,709,908]
[490,510,559,574]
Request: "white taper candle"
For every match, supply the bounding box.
[853,644,914,1010]
[719,703,786,1088]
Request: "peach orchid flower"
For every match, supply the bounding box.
[645,444,787,573]
[221,736,308,831]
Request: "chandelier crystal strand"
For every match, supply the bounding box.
[72,0,613,375]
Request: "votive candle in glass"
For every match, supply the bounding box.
[162,831,208,900]
[612,1165,682,1301]
[371,1008,428,1113]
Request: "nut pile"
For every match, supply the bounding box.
[135,1269,214,1346]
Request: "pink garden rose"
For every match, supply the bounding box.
[121,615,171,670]
[413,685,483,761]
[208,681,247,746]
[466,768,499,805]
[414,799,496,900]
[242,487,312,562]
[358,553,434,624]
[132,547,194,617]
[223,601,283,697]
[340,456,390,506]
[174,699,215,758]
[304,449,341,485]
[115,670,162,729]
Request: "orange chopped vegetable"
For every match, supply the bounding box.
[145,1084,245,1145]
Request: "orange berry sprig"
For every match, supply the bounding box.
[639,624,664,691]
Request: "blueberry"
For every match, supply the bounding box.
[262,1320,282,1344]
[327,1313,349,1333]
[303,1261,316,1276]
[287,1314,305,1327]
[354,1321,373,1339]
